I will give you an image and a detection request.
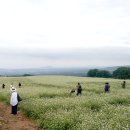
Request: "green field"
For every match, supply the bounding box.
[0,76,130,130]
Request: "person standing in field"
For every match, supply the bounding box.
[2,84,5,89]
[18,82,21,88]
[10,87,22,115]
[76,82,82,95]
[121,81,126,89]
[104,82,110,93]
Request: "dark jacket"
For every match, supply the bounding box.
[105,84,110,92]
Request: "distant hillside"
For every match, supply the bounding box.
[0,67,90,77]
[0,65,130,77]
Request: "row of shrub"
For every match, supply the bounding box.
[87,67,130,79]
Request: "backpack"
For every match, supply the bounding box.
[17,94,22,102]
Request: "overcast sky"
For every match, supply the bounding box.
[0,0,130,69]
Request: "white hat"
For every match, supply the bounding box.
[10,87,16,92]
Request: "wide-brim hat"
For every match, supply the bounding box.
[10,87,17,92]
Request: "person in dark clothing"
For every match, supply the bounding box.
[2,84,5,89]
[76,83,82,95]
[18,82,21,87]
[121,81,126,89]
[104,82,110,92]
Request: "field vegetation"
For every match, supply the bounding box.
[0,76,130,130]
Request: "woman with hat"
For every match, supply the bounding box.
[10,87,22,115]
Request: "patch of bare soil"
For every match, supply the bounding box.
[0,102,43,130]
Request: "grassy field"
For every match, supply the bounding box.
[0,76,130,130]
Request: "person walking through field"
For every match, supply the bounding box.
[104,82,110,93]
[10,87,22,115]
[76,82,82,96]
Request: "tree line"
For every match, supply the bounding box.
[87,67,130,79]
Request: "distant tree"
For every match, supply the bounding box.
[87,69,111,78]
[96,70,112,78]
[87,69,99,77]
[22,74,33,76]
[113,67,130,79]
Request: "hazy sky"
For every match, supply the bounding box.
[0,0,130,68]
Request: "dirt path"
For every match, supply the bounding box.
[0,102,43,130]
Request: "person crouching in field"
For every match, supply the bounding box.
[76,83,82,96]
[10,87,22,115]
[104,82,110,93]
[70,88,76,94]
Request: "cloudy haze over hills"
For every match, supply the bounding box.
[0,0,130,69]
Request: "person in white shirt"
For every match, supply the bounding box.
[10,87,21,115]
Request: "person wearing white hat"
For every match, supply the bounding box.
[10,87,22,115]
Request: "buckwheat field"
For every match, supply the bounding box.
[0,76,130,130]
